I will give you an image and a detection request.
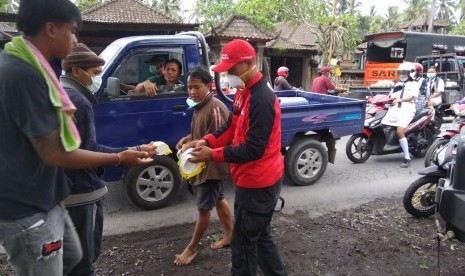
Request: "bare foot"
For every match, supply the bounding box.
[210,237,231,250]
[174,247,197,266]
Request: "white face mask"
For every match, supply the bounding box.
[228,75,245,89]
[87,76,102,94]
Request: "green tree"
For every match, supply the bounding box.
[459,0,465,20]
[192,0,236,31]
[401,0,430,29]
[234,0,286,30]
[76,0,102,10]
[435,0,456,23]
[334,0,362,16]
[0,0,18,12]
[450,20,465,35]
[283,0,360,65]
[383,6,401,31]
[151,0,182,20]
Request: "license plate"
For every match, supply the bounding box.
[440,123,460,131]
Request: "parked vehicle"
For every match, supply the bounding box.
[349,31,465,105]
[437,130,465,242]
[424,108,465,167]
[90,32,365,209]
[403,136,457,218]
[345,95,435,163]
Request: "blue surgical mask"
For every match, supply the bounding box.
[87,76,102,94]
[186,98,199,108]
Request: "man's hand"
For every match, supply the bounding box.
[118,150,153,166]
[134,81,158,97]
[176,135,192,150]
[139,143,157,156]
[183,139,208,151]
[190,145,212,163]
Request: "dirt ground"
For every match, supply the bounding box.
[1,196,465,276]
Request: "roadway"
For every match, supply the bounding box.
[102,136,424,236]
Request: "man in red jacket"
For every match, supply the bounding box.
[189,39,287,275]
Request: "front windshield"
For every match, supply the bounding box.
[99,45,121,70]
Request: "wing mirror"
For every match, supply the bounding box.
[105,77,120,98]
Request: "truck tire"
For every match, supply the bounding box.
[345,133,372,163]
[124,155,181,210]
[284,138,328,186]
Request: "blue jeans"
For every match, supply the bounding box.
[0,203,82,276]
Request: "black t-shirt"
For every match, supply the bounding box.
[0,51,70,220]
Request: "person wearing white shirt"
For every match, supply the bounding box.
[425,66,445,107]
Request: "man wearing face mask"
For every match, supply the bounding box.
[187,39,287,275]
[60,43,156,275]
[381,62,420,168]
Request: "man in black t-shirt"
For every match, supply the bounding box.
[0,1,152,275]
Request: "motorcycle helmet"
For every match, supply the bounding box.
[413,62,423,75]
[397,62,415,82]
[277,66,289,77]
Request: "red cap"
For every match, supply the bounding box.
[212,39,256,72]
[320,66,331,73]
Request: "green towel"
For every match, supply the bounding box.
[5,36,81,152]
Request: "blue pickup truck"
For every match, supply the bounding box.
[89,32,365,209]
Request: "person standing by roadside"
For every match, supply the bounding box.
[60,43,156,276]
[174,66,232,266]
[188,39,287,275]
[273,66,295,91]
[0,1,151,275]
[311,66,346,95]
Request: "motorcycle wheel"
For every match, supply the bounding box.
[403,175,440,218]
[424,138,449,167]
[345,133,372,163]
[411,128,434,158]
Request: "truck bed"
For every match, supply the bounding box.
[276,90,366,146]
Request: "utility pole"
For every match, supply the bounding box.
[428,0,436,33]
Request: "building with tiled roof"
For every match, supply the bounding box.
[79,0,198,52]
[0,22,17,48]
[205,15,275,77]
[399,17,450,33]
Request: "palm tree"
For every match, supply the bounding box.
[0,0,19,12]
[435,0,457,23]
[151,0,182,20]
[402,0,430,30]
[459,0,465,20]
[383,6,401,31]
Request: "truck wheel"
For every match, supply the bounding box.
[124,155,181,210]
[284,139,328,186]
[345,133,372,163]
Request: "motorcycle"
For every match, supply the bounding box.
[345,94,436,163]
[437,129,465,242]
[424,108,465,167]
[403,136,457,218]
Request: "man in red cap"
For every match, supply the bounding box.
[311,66,345,94]
[188,39,287,275]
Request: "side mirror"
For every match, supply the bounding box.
[106,77,120,98]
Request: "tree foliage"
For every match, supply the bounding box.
[151,0,182,20]
[282,0,361,65]
[192,0,235,31]
[234,0,286,30]
[0,0,18,12]
[450,20,465,35]
[75,0,102,10]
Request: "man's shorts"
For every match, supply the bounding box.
[193,179,225,211]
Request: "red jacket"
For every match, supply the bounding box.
[311,75,335,94]
[204,72,283,188]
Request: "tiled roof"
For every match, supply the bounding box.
[266,36,317,51]
[205,15,275,41]
[82,0,185,25]
[0,22,16,33]
[274,22,319,48]
[400,18,450,29]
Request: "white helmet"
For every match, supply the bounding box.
[397,62,415,82]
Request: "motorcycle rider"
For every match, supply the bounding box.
[425,66,445,108]
[273,66,295,91]
[381,62,420,168]
[413,63,428,113]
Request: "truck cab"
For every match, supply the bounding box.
[415,53,465,105]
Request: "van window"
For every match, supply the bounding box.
[109,47,186,98]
